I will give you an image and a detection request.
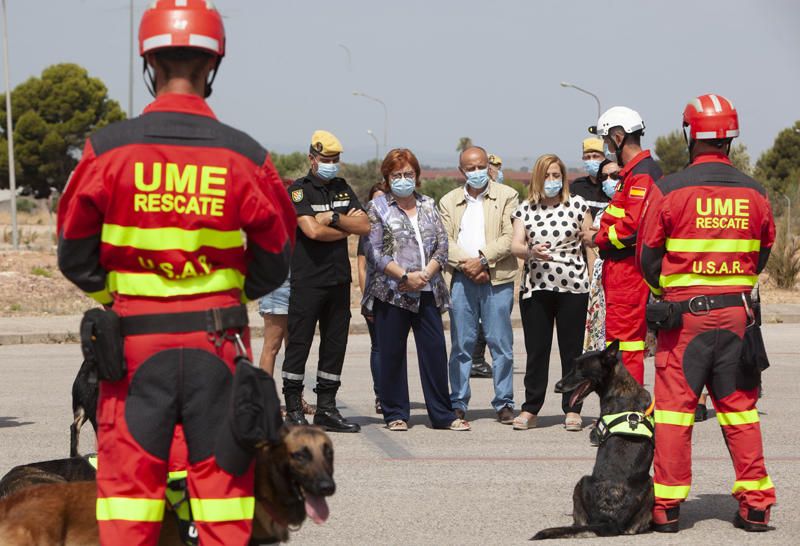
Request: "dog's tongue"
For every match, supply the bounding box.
[304,494,329,524]
[570,381,589,408]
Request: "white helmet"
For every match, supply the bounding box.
[590,106,645,136]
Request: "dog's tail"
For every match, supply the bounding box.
[531,523,619,540]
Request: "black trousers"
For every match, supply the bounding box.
[282,283,351,397]
[520,290,589,415]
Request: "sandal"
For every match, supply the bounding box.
[387,420,408,431]
[513,413,537,430]
[449,418,471,431]
[565,412,583,432]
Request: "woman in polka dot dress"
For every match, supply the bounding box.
[510,154,592,431]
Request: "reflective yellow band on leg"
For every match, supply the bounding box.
[732,476,774,494]
[96,497,166,522]
[190,497,255,522]
[654,483,691,499]
[607,340,645,352]
[654,409,695,427]
[717,409,759,426]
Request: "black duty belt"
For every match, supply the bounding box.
[677,293,751,316]
[120,305,249,337]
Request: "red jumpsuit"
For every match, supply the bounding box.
[637,153,776,527]
[595,150,662,384]
[57,93,296,546]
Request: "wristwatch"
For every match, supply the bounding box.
[330,211,340,227]
[401,273,409,283]
[479,255,489,270]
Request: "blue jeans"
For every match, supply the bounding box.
[448,272,515,412]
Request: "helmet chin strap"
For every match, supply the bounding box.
[612,133,629,167]
[142,56,222,99]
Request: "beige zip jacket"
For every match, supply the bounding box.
[438,181,519,285]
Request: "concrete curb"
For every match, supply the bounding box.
[0,308,795,346]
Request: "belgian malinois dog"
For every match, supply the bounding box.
[0,426,335,545]
[532,340,654,539]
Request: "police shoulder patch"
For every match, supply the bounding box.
[291,189,304,203]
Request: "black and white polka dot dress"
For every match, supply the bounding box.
[513,195,590,299]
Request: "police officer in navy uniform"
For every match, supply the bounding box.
[283,130,370,432]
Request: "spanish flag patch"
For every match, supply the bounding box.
[629,186,647,199]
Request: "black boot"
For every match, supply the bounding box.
[733,509,771,532]
[313,389,360,433]
[283,388,308,427]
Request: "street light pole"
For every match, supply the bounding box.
[366,129,379,164]
[353,91,388,150]
[128,0,134,118]
[1,0,18,249]
[338,43,352,72]
[560,81,602,121]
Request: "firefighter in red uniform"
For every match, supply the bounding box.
[588,107,662,384]
[637,94,776,533]
[57,1,296,544]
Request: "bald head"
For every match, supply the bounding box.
[459,146,488,168]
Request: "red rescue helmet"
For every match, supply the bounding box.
[139,0,225,58]
[682,94,739,142]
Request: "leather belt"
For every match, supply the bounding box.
[120,304,249,336]
[677,293,751,316]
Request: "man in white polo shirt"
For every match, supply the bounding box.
[439,146,519,424]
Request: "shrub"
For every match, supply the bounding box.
[15,198,36,214]
[767,220,800,290]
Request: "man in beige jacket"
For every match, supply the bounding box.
[439,146,519,424]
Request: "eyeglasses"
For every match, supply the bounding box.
[598,172,621,182]
[390,171,416,181]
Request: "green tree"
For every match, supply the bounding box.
[456,137,473,153]
[754,121,800,196]
[0,63,125,194]
[271,151,308,180]
[654,130,688,175]
[340,159,382,201]
[729,142,751,174]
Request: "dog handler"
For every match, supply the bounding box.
[57,1,295,544]
[637,94,776,532]
[589,107,662,384]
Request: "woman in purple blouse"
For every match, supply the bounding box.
[363,148,470,432]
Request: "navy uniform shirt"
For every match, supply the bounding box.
[288,171,363,287]
[570,175,610,219]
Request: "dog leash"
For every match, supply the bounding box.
[645,398,655,417]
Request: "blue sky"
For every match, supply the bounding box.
[5,0,800,168]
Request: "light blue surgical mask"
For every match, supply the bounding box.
[602,178,617,198]
[316,162,340,180]
[495,170,504,184]
[603,142,617,162]
[543,179,563,198]
[390,177,415,198]
[465,168,489,189]
[583,159,601,178]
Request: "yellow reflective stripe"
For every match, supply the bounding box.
[645,280,664,296]
[732,476,774,494]
[654,483,691,499]
[108,269,244,298]
[87,288,113,305]
[607,340,645,352]
[168,470,188,480]
[665,238,761,253]
[101,224,243,252]
[659,273,758,288]
[96,497,165,522]
[654,409,695,426]
[717,409,760,426]
[190,497,255,522]
[608,225,626,249]
[605,204,626,218]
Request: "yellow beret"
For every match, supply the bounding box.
[582,137,604,154]
[488,154,502,166]
[310,130,343,157]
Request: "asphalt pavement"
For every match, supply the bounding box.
[1,324,798,544]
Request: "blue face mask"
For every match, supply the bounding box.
[602,178,617,198]
[390,177,415,198]
[316,162,340,180]
[543,179,562,198]
[495,170,504,184]
[465,168,489,189]
[583,159,601,178]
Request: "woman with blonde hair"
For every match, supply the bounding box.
[510,154,592,431]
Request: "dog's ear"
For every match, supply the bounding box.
[604,340,620,364]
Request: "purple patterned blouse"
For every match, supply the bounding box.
[362,192,450,312]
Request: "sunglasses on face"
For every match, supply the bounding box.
[598,172,621,182]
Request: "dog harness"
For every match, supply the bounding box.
[595,400,655,445]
